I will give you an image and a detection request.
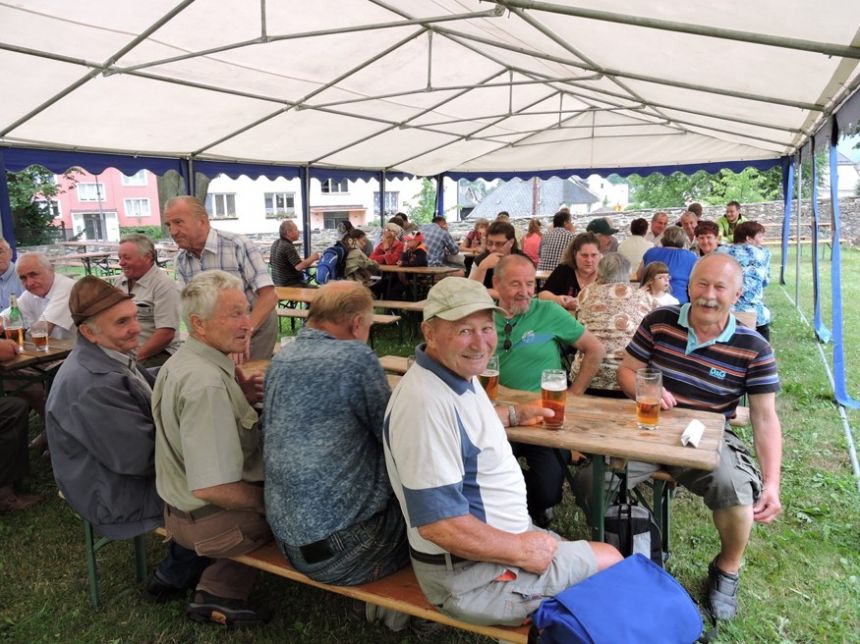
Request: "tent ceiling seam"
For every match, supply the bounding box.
[492,0,860,60]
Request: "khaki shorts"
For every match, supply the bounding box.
[628,428,763,511]
[411,528,597,627]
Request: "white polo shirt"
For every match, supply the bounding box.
[383,346,529,555]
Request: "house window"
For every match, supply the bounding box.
[121,170,147,186]
[373,191,399,216]
[124,198,151,217]
[264,192,296,218]
[206,193,237,219]
[323,211,350,229]
[35,200,61,218]
[77,182,106,201]
[320,178,348,193]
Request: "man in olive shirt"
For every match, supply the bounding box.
[153,270,271,627]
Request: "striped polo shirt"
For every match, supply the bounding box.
[626,305,780,418]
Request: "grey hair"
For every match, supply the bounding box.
[119,233,156,263]
[0,237,10,251]
[181,270,243,328]
[596,253,631,284]
[16,252,54,273]
[661,226,687,249]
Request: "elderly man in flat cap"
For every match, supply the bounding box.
[45,276,207,603]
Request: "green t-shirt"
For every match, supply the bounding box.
[494,298,584,392]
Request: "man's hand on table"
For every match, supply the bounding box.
[236,369,264,405]
[517,403,555,426]
[0,339,21,362]
[660,387,677,410]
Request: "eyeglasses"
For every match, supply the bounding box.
[503,320,514,351]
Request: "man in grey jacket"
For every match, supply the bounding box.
[45,276,206,601]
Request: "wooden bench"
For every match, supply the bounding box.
[154,528,529,642]
[379,355,409,374]
[277,309,400,326]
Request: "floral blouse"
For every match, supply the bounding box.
[572,282,656,391]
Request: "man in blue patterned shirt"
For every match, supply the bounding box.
[165,196,278,361]
[418,216,463,270]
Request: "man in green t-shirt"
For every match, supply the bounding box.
[492,255,605,527]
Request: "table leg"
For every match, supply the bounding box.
[591,455,605,541]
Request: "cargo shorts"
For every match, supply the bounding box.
[628,428,763,511]
[410,528,597,627]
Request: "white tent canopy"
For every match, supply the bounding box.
[1,0,859,177]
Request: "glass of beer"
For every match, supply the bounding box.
[478,355,499,401]
[541,369,567,428]
[635,368,662,430]
[29,319,50,352]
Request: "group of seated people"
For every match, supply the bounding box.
[0,195,782,634]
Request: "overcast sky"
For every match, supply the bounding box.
[839,133,860,162]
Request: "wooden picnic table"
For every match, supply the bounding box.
[377,265,458,300]
[51,252,112,276]
[0,337,74,396]
[497,385,724,540]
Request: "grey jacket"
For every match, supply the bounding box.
[46,336,163,538]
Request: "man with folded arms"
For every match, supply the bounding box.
[264,280,413,631]
[45,276,205,601]
[383,278,621,627]
[164,195,277,362]
[153,270,272,627]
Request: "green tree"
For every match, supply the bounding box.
[708,167,782,204]
[7,165,75,246]
[626,170,712,209]
[402,178,437,225]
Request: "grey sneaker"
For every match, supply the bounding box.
[705,558,740,620]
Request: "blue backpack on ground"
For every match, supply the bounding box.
[531,554,702,643]
[315,242,347,284]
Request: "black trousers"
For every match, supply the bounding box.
[0,397,30,488]
[510,442,571,518]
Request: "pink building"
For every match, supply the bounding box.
[54,168,161,241]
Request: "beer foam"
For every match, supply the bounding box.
[480,369,499,377]
[542,381,567,392]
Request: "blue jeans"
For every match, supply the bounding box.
[278,497,409,586]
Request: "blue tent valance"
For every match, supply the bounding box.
[1,147,183,176]
[447,158,782,183]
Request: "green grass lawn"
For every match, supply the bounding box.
[2,254,859,643]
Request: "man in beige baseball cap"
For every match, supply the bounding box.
[383,277,622,627]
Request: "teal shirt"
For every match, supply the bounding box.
[494,299,584,392]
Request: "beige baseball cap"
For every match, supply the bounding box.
[423,277,504,322]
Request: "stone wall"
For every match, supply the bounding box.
[447,197,860,246]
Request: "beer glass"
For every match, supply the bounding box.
[478,355,499,401]
[29,319,50,352]
[635,368,662,430]
[541,369,567,428]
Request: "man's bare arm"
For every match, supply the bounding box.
[418,514,557,574]
[192,481,265,515]
[748,392,783,524]
[569,330,605,395]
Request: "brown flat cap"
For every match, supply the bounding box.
[69,276,132,326]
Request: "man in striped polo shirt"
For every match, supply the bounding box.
[618,253,782,621]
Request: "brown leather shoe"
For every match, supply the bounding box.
[0,492,45,512]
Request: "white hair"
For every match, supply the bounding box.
[181,270,243,328]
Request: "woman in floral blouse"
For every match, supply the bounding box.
[717,221,772,339]
[572,253,656,396]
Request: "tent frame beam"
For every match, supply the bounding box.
[490,0,860,60]
[106,6,504,76]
